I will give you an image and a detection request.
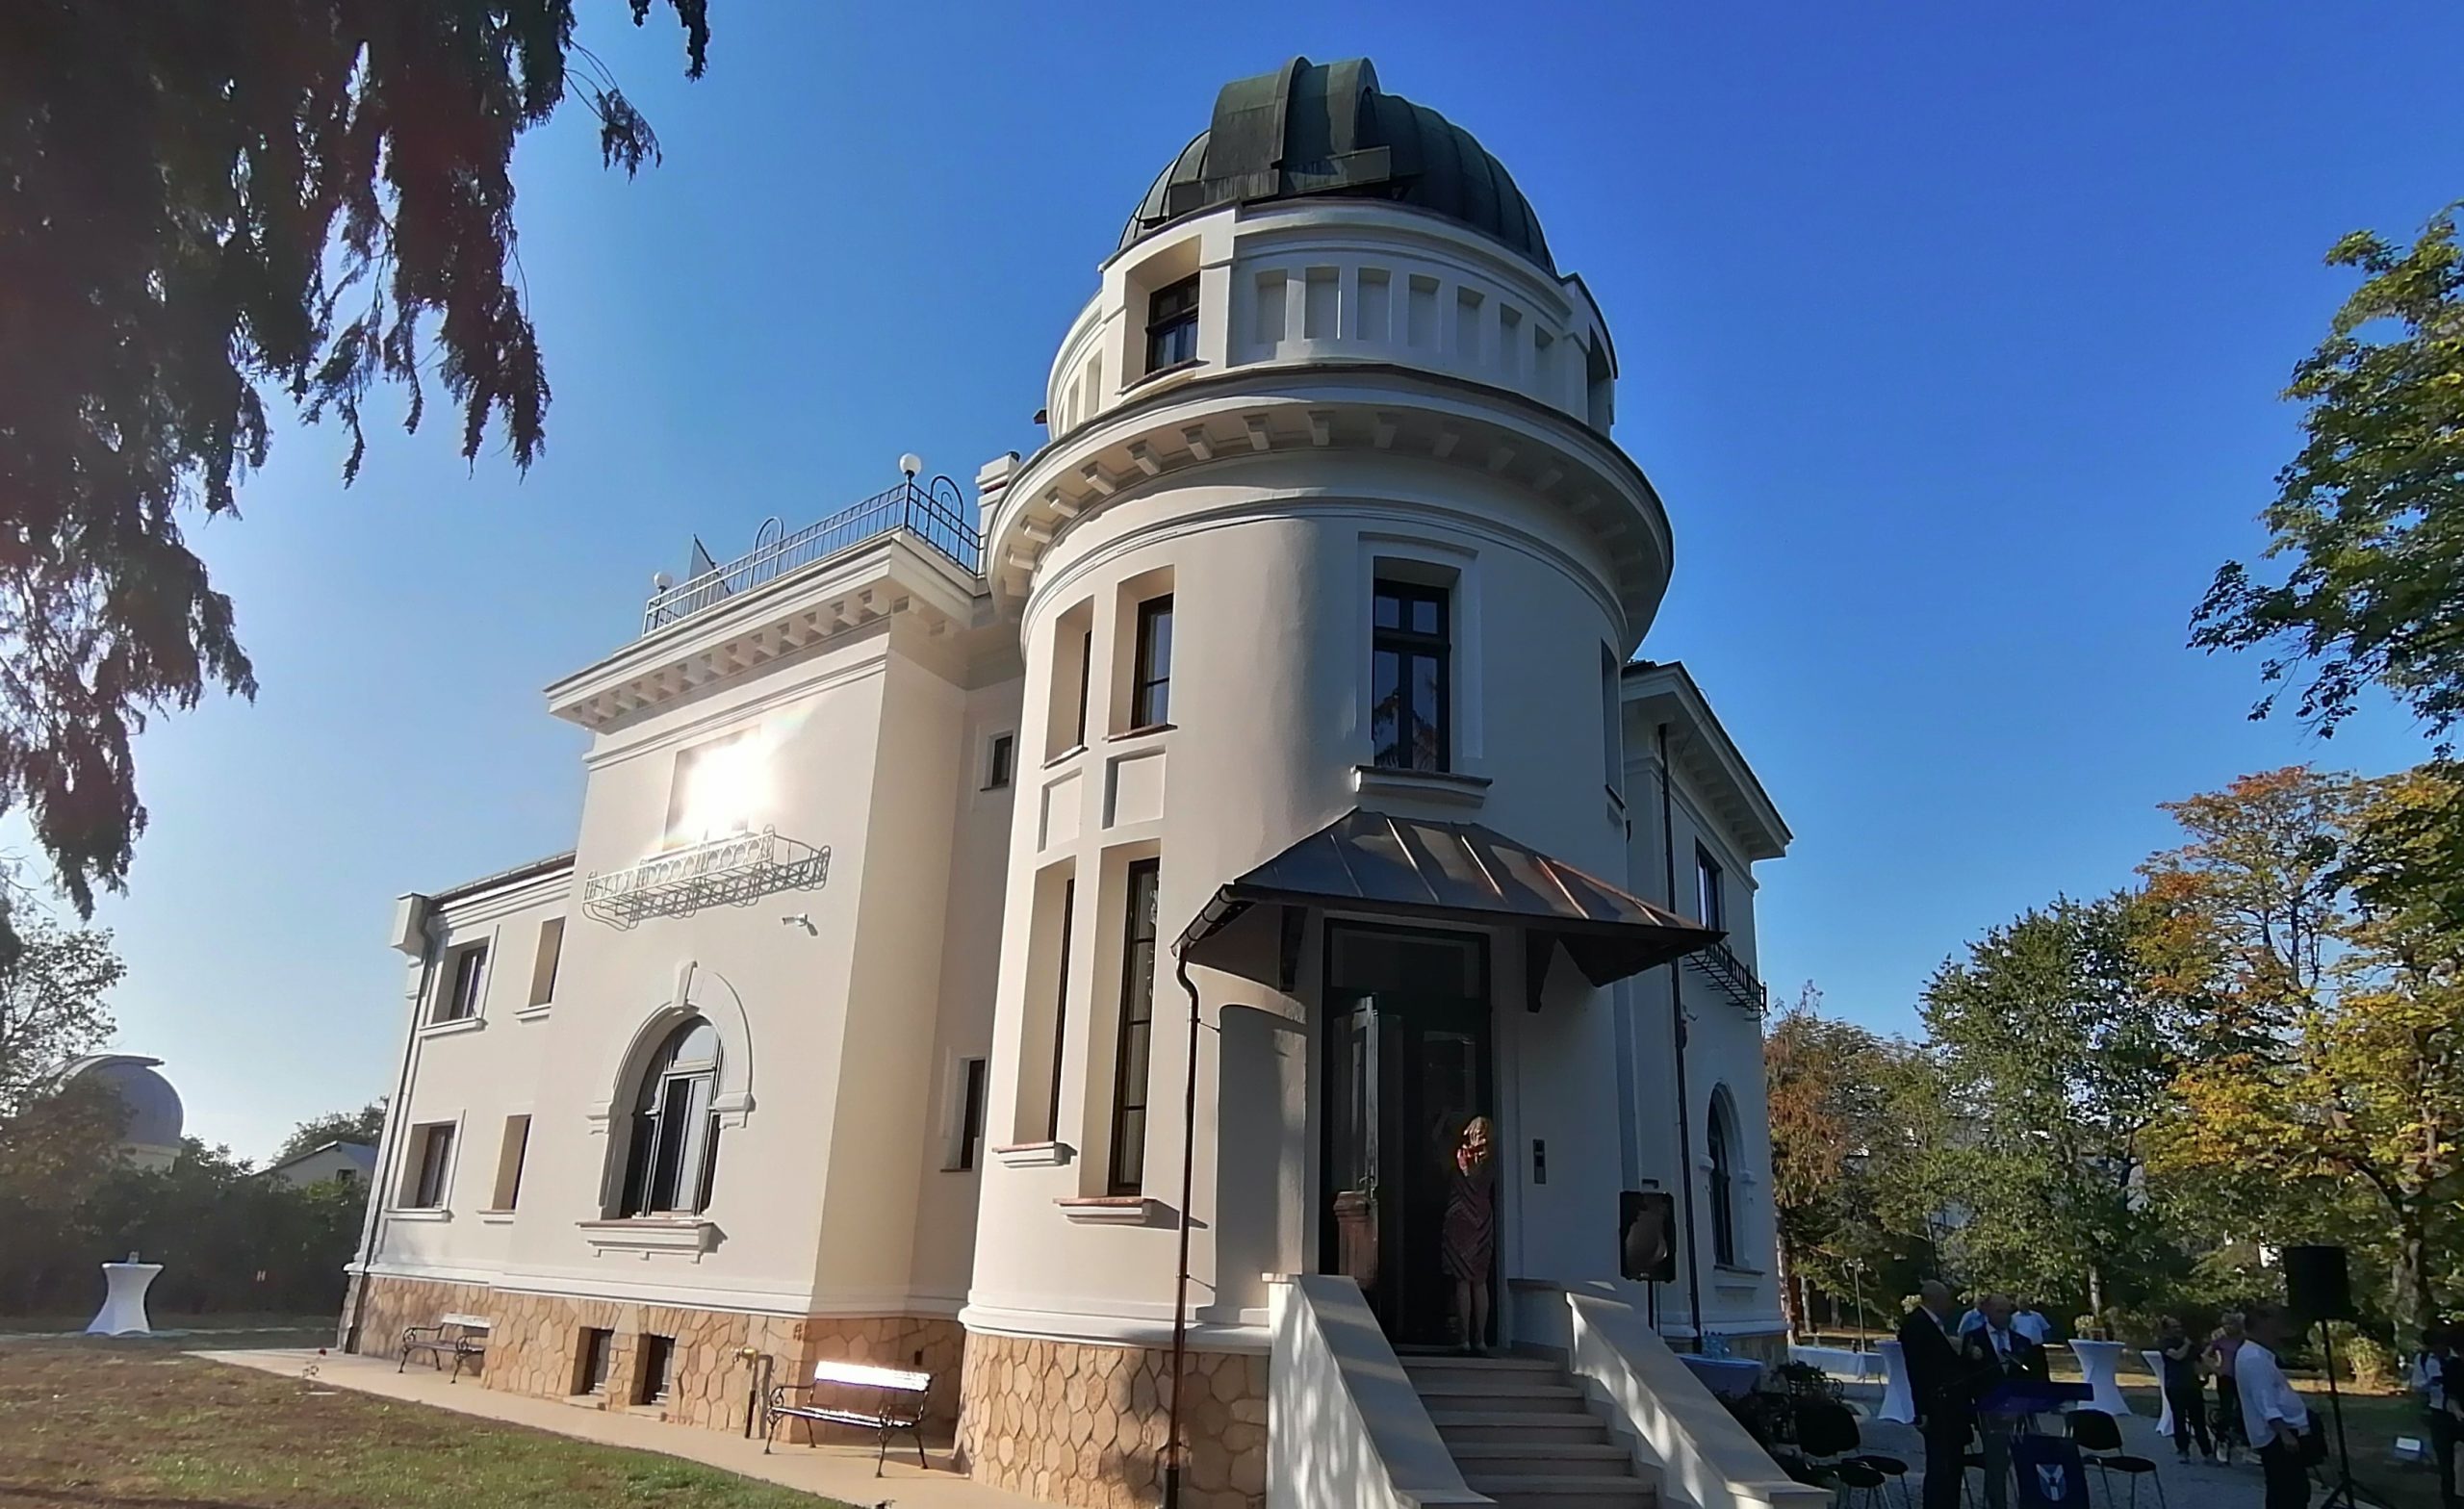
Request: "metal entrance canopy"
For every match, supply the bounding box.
[1174,809,1719,1005]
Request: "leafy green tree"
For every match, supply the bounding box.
[2192,204,2464,746]
[273,1101,387,1165]
[0,2,711,933]
[1918,893,2179,1318]
[0,919,126,1123]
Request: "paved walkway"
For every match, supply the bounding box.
[195,1347,1049,1509]
[1841,1384,2341,1509]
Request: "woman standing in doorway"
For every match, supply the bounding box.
[1443,1115,1497,1354]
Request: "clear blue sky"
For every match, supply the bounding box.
[74,4,2464,1161]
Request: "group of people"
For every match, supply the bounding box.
[1895,1285,2323,1509]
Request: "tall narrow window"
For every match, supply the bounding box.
[435,943,487,1023]
[618,1019,722,1216]
[1600,644,1623,794]
[577,1327,614,1394]
[1145,275,1199,372]
[1107,860,1162,1194]
[1696,845,1726,931]
[490,1114,531,1211]
[1073,628,1094,749]
[1707,1089,1738,1266]
[1131,595,1174,729]
[984,733,1015,790]
[404,1122,455,1209]
[527,918,564,1008]
[636,1335,676,1404]
[1047,878,1075,1141]
[951,1058,988,1171]
[1372,580,1450,772]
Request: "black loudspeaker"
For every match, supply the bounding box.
[2285,1244,2353,1323]
[1621,1190,1678,1283]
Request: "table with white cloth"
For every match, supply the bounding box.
[1876,1339,1916,1423]
[2066,1340,2133,1417]
[1680,1353,1767,1399]
[85,1261,162,1338]
[2141,1350,2175,1434]
[1788,1343,1886,1380]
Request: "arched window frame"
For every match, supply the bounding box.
[616,1017,723,1217]
[1706,1086,1739,1267]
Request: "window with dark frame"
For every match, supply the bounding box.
[985,733,1015,790]
[436,943,487,1022]
[635,1334,676,1404]
[578,1326,615,1394]
[1130,596,1173,729]
[1106,859,1161,1195]
[1144,275,1199,373]
[1046,877,1075,1141]
[1073,628,1094,749]
[1707,1092,1738,1266]
[407,1122,454,1208]
[617,1019,722,1217]
[1372,580,1450,772]
[1696,845,1725,932]
[954,1058,988,1171]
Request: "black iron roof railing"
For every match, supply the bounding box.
[642,479,982,635]
[1688,938,1768,1015]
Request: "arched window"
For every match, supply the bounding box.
[618,1018,722,1216]
[1707,1087,1738,1267]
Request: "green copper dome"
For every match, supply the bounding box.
[1121,58,1555,275]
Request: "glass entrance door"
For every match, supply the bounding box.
[1322,927,1495,1348]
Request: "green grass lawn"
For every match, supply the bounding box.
[0,1338,851,1508]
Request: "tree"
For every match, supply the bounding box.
[2149,765,2464,1328]
[274,1101,387,1165]
[1918,893,2180,1319]
[0,918,126,1121]
[0,2,712,932]
[2191,204,2464,747]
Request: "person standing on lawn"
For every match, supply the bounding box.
[1900,1280,1974,1509]
[2410,1323,2459,1509]
[2158,1316,2216,1463]
[2204,1312,2248,1465]
[1963,1293,2049,1509]
[2237,1301,2315,1509]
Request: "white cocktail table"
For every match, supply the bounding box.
[86,1261,163,1337]
[2067,1340,2131,1417]
[1877,1339,1917,1423]
[2142,1350,2174,1434]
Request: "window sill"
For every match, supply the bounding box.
[578,1217,718,1257]
[1123,357,1207,395]
[1055,1195,1165,1226]
[513,1005,552,1022]
[1351,764,1492,807]
[387,1207,452,1222]
[1714,1263,1767,1278]
[994,1141,1074,1168]
[418,1015,487,1039]
[1110,723,1174,742]
[1042,744,1088,770]
[477,1210,519,1224]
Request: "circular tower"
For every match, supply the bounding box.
[959,58,1673,1507]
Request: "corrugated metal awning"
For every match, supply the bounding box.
[1175,810,1719,1001]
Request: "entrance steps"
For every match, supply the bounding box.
[1407,1354,1660,1509]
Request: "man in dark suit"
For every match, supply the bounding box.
[1899,1280,1972,1509]
[1962,1292,2050,1509]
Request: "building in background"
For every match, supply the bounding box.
[263,1140,377,1189]
[55,1054,184,1170]
[343,57,1792,1509]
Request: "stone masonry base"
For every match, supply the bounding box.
[956,1330,1265,1509]
[346,1274,962,1438]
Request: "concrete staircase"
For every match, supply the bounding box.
[1408,1353,1660,1509]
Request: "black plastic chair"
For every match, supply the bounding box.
[1961,1448,1990,1509]
[1798,1400,1888,1509]
[1852,1449,1912,1509]
[2069,1408,2168,1509]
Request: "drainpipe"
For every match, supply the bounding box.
[1160,949,1203,1509]
[343,901,442,1352]
[1657,725,1706,1353]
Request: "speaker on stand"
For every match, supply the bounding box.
[2284,1245,2368,1509]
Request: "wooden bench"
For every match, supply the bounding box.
[398,1313,490,1381]
[762,1358,932,1473]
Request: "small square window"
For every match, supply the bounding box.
[1696,845,1726,932]
[435,943,487,1023]
[985,733,1015,791]
[1145,276,1199,373]
[403,1122,455,1209]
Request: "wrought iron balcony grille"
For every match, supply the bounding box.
[1687,939,1768,1015]
[581,826,831,928]
[642,478,982,635]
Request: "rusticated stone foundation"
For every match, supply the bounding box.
[956,1331,1265,1509]
[346,1275,962,1437]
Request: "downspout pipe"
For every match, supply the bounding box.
[343,900,442,1352]
[1658,724,1707,1352]
[1160,948,1202,1509]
